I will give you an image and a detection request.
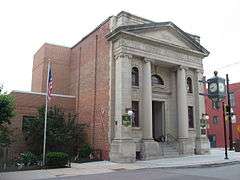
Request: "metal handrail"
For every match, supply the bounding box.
[165,133,181,155]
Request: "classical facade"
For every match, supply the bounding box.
[9,11,210,162]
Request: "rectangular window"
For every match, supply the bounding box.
[230,92,235,107]
[22,116,35,132]
[188,106,194,128]
[132,101,139,127]
[212,101,220,109]
[212,116,219,124]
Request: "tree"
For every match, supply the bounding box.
[22,106,86,157]
[0,86,16,125]
[0,86,15,147]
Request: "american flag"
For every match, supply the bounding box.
[47,65,53,101]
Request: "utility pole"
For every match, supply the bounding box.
[226,74,233,150]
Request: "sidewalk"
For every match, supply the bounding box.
[1,148,240,180]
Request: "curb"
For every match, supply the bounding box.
[148,160,240,169]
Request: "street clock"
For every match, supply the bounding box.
[207,71,226,102]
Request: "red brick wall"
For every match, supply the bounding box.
[8,91,76,158]
[32,43,71,95]
[70,20,111,160]
[206,82,240,147]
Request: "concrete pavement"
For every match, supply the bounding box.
[1,148,240,180]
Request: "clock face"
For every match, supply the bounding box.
[219,83,225,92]
[209,83,217,92]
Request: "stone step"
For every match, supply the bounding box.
[159,142,180,157]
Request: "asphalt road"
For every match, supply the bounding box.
[42,164,240,180]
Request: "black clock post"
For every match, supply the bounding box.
[207,71,228,159]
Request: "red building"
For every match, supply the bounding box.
[206,82,240,147]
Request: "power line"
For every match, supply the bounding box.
[216,61,240,70]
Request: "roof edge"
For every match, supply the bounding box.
[11,90,76,98]
[71,16,112,49]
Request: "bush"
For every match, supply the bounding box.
[22,106,86,157]
[78,144,92,159]
[18,152,38,166]
[46,152,69,167]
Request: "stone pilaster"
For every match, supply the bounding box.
[195,69,210,154]
[109,53,136,163]
[141,59,160,160]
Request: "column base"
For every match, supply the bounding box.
[109,139,136,163]
[141,139,161,160]
[178,138,195,155]
[195,136,210,155]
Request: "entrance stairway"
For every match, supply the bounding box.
[159,142,180,158]
[158,133,180,158]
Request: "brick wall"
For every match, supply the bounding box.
[206,82,240,147]
[8,91,75,158]
[70,19,111,160]
[31,43,71,95]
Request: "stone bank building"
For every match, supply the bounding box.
[10,11,210,162]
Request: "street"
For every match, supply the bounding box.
[41,164,240,180]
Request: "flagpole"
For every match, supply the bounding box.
[43,61,50,167]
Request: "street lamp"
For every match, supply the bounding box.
[207,71,228,159]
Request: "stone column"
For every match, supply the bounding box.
[177,66,193,155]
[142,61,153,139]
[195,69,210,154]
[109,53,136,163]
[177,66,188,139]
[141,59,160,160]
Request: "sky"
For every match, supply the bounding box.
[0,0,240,92]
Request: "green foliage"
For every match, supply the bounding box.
[46,152,69,167]
[0,87,15,147]
[22,106,86,157]
[0,126,11,147]
[0,89,16,125]
[17,152,38,166]
[78,144,92,158]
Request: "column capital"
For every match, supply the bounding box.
[178,65,188,71]
[114,53,133,60]
[143,57,152,63]
[195,68,204,74]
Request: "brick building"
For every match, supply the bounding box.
[9,11,210,162]
[206,82,240,148]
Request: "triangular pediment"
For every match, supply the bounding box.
[132,26,198,50]
[107,22,209,56]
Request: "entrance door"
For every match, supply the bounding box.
[208,134,217,148]
[152,101,165,142]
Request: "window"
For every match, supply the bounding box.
[230,92,235,107]
[188,106,194,128]
[22,116,35,132]
[212,101,220,109]
[132,101,139,127]
[187,77,193,93]
[151,74,164,85]
[212,116,219,124]
[132,67,139,86]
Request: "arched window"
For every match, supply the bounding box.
[132,67,139,86]
[187,77,193,93]
[151,74,164,85]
